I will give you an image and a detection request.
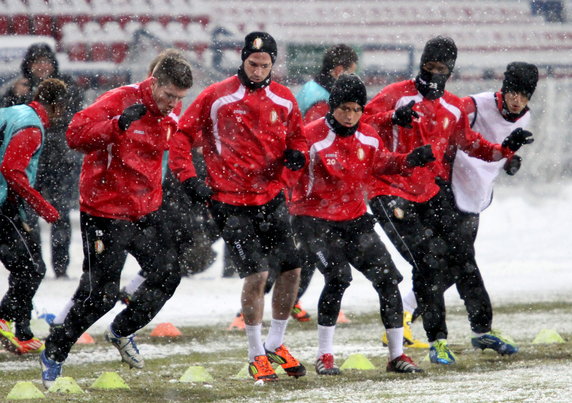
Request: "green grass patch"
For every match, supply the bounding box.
[1,304,571,402]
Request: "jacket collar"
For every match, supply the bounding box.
[140,77,162,116]
[29,101,50,128]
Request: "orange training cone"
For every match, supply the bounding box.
[150,322,182,337]
[337,310,351,324]
[76,332,95,344]
[227,313,246,331]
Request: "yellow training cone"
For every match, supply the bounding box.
[532,329,565,344]
[90,372,130,390]
[274,365,286,375]
[232,363,251,380]
[179,366,214,383]
[6,381,45,400]
[48,377,84,394]
[339,353,376,370]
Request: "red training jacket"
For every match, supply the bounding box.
[303,100,329,125]
[66,77,179,221]
[288,118,409,221]
[1,102,59,223]
[170,75,307,206]
[362,79,512,203]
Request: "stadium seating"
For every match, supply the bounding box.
[0,0,569,74]
[0,0,210,63]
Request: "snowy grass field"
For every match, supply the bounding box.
[1,183,572,401]
[0,305,571,402]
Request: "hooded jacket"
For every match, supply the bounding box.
[0,43,84,205]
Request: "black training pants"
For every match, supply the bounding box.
[370,184,492,342]
[292,214,403,329]
[45,211,181,362]
[0,210,45,340]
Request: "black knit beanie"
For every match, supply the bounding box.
[328,74,367,111]
[420,36,457,74]
[501,62,539,99]
[241,32,277,64]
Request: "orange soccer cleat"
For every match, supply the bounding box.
[290,301,311,322]
[248,355,278,382]
[266,344,306,378]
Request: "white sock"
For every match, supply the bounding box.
[265,318,288,352]
[386,327,404,360]
[53,299,74,325]
[317,324,336,359]
[473,331,487,338]
[123,273,146,295]
[402,289,418,314]
[245,324,265,362]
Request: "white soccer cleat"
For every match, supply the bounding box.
[104,326,144,369]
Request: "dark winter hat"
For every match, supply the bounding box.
[420,36,457,74]
[501,62,539,99]
[328,74,367,111]
[241,32,277,64]
[21,43,59,79]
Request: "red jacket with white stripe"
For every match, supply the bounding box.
[362,79,513,203]
[288,117,409,221]
[170,75,307,206]
[66,78,179,221]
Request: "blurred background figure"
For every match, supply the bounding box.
[296,44,358,124]
[0,43,84,279]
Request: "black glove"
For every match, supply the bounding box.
[392,100,419,128]
[118,104,147,131]
[406,144,435,167]
[504,154,522,176]
[182,177,213,204]
[502,128,534,152]
[283,149,306,171]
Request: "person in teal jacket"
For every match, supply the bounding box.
[0,78,67,355]
[296,44,358,124]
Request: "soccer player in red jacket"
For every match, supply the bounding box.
[0,78,67,355]
[40,55,193,388]
[170,32,307,383]
[394,61,539,357]
[363,37,531,364]
[289,74,434,375]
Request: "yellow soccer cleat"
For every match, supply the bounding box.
[0,319,45,355]
[381,311,429,349]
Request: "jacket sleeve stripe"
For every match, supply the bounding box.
[265,87,293,115]
[355,130,379,149]
[210,85,246,154]
[307,129,335,196]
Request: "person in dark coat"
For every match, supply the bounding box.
[0,43,85,278]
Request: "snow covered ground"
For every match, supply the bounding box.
[1,181,572,401]
[1,181,570,333]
